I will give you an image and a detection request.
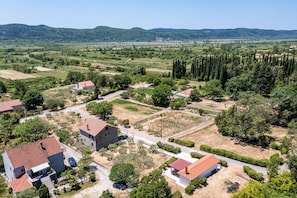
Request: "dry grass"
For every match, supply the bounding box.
[0,69,35,79]
[183,124,279,159]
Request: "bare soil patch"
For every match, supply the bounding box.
[140,111,201,137]
[0,69,35,79]
[43,85,88,108]
[146,68,171,73]
[35,66,52,71]
[189,98,236,113]
[183,124,279,159]
[43,112,84,133]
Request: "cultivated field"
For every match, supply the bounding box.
[110,98,161,123]
[0,69,35,79]
[35,66,52,71]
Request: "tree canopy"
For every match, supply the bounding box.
[109,163,137,184]
[22,89,44,110]
[13,118,50,143]
[86,101,113,119]
[152,84,172,107]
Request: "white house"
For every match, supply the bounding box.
[74,80,95,90]
[177,155,219,187]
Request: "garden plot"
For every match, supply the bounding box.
[0,69,35,79]
[140,111,202,137]
[43,85,88,107]
[111,98,161,123]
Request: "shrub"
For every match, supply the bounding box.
[174,139,195,147]
[157,142,181,154]
[89,173,96,182]
[219,160,228,167]
[172,190,182,198]
[190,152,205,159]
[168,137,175,142]
[200,144,269,167]
[269,142,280,150]
[159,157,178,170]
[185,184,196,195]
[243,166,264,182]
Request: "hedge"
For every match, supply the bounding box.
[185,177,207,195]
[243,166,264,182]
[168,138,195,147]
[157,141,181,154]
[159,157,178,170]
[190,152,205,159]
[219,160,228,167]
[200,144,269,167]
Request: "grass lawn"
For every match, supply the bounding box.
[125,106,139,112]
[111,99,134,105]
[134,88,154,95]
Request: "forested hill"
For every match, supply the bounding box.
[0,24,297,43]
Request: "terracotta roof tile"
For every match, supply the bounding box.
[79,118,107,136]
[7,136,62,170]
[10,174,32,193]
[169,158,191,171]
[177,88,193,97]
[0,99,22,113]
[78,80,95,87]
[178,155,219,180]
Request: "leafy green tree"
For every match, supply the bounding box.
[99,189,114,198]
[204,79,224,99]
[64,71,85,84]
[13,80,27,99]
[170,98,186,110]
[109,163,136,183]
[0,80,6,94]
[189,89,201,102]
[78,155,94,169]
[22,90,44,110]
[129,65,146,75]
[38,184,50,198]
[130,169,172,198]
[16,187,37,198]
[0,113,20,144]
[98,75,108,87]
[152,84,172,107]
[13,118,50,142]
[113,75,131,89]
[225,73,252,99]
[86,101,113,119]
[288,155,297,181]
[45,98,65,110]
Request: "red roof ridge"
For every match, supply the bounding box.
[79,118,107,136]
[10,174,32,193]
[178,155,219,180]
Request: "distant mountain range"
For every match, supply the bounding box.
[0,24,296,43]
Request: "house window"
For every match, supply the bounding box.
[21,168,24,172]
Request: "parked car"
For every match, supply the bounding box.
[118,135,128,141]
[113,181,127,190]
[68,157,77,167]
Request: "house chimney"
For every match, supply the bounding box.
[87,124,90,130]
[185,166,189,174]
[40,141,45,150]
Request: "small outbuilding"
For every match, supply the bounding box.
[74,80,95,90]
[169,158,191,176]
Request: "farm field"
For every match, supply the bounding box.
[182,124,279,160]
[0,69,36,79]
[110,98,161,123]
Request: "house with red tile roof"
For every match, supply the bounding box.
[74,80,95,90]
[169,158,191,175]
[176,88,193,98]
[79,118,118,151]
[2,136,65,193]
[0,99,23,114]
[177,155,219,187]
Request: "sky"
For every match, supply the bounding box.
[0,0,296,30]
